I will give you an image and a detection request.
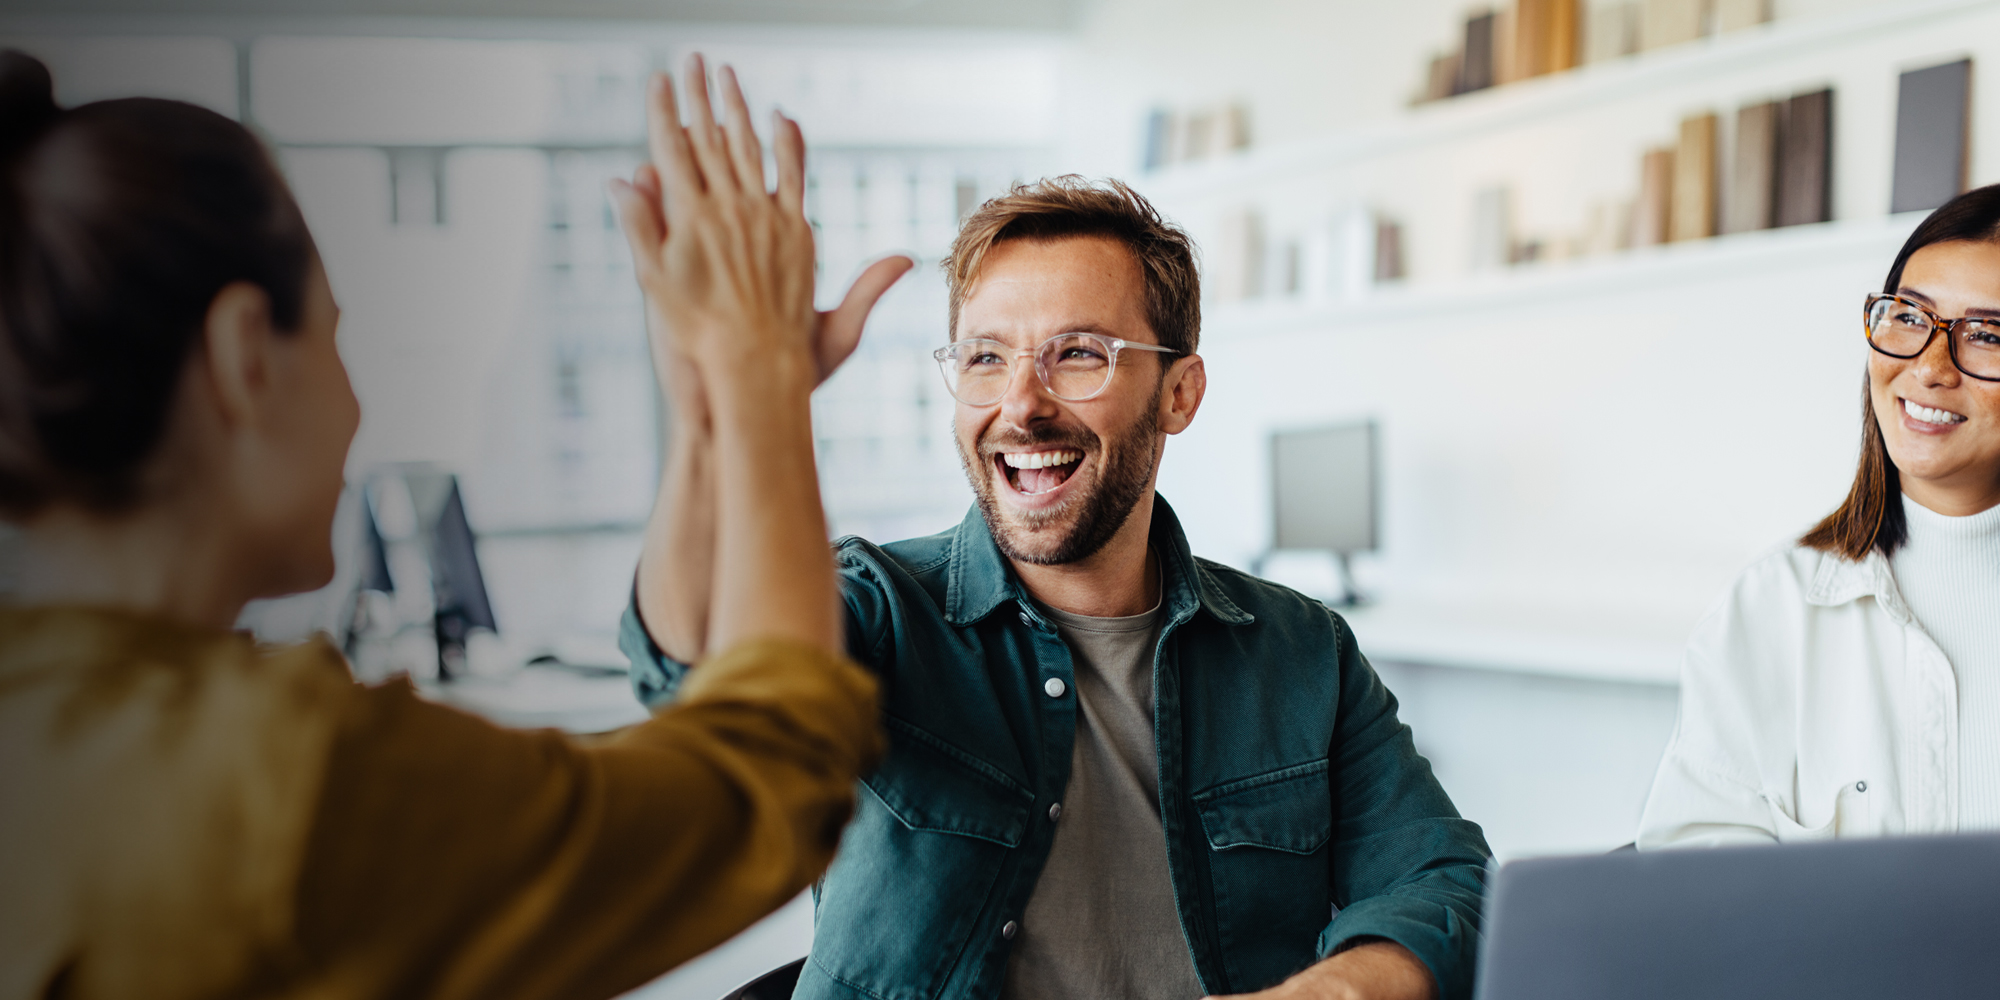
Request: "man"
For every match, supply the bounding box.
[624,175,1491,1000]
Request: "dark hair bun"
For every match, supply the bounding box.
[0,49,60,157]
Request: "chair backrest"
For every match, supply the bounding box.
[718,957,805,1000]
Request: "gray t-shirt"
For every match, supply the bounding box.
[1000,596,1207,1000]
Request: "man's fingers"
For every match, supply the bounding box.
[815,255,915,382]
[645,72,702,202]
[773,111,806,215]
[681,53,738,195]
[607,177,664,273]
[716,65,766,194]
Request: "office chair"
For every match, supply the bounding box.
[718,957,804,1000]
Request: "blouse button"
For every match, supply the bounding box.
[1044,677,1067,698]
[1048,802,1063,821]
[1002,920,1020,940]
[1856,781,1868,793]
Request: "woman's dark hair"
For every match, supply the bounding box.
[1801,183,2000,560]
[0,49,314,518]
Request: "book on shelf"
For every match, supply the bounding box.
[1715,0,1773,33]
[1634,147,1675,246]
[1725,100,1780,234]
[1639,0,1704,52]
[1515,0,1582,78]
[1375,220,1406,283]
[1222,102,1253,153]
[1776,88,1833,227]
[1891,58,1971,215]
[1495,5,1521,86]
[1422,51,1462,103]
[1212,209,1265,302]
[1471,186,1513,270]
[1670,112,1718,242]
[1585,2,1642,63]
[1458,10,1498,94]
[1142,109,1174,172]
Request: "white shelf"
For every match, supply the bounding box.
[1339,600,1686,686]
[1140,0,1995,204]
[1204,210,1923,337]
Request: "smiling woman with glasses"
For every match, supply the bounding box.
[1640,184,2000,849]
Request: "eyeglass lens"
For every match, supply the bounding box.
[1867,296,2000,379]
[938,334,1119,405]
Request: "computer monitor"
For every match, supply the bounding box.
[349,466,496,680]
[1269,421,1377,605]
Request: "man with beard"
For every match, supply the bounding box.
[622,177,1490,1000]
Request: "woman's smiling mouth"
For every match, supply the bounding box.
[1903,397,1969,428]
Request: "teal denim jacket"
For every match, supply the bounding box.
[622,496,1491,999]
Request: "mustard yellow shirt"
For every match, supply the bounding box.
[0,607,881,1000]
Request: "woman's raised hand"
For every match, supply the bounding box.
[611,54,911,387]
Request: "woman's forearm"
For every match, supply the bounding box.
[703,349,838,653]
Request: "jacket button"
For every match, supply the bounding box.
[1048,802,1063,821]
[1002,920,1019,940]
[1043,677,1067,698]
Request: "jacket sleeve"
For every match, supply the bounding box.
[1316,612,1493,1000]
[623,553,888,710]
[293,637,884,1000]
[1636,575,1792,849]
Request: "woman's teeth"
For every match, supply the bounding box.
[1003,450,1082,469]
[1904,398,1968,426]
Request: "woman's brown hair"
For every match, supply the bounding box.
[0,50,314,518]
[1800,183,2000,560]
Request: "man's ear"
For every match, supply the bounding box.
[1158,353,1205,435]
[200,281,276,428]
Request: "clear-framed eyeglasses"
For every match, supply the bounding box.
[932,332,1182,407]
[1864,292,2000,381]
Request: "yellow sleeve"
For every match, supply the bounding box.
[291,637,881,1000]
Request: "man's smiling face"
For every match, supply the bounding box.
[952,235,1171,565]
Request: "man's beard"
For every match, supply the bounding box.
[958,393,1162,566]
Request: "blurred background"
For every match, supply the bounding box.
[3,0,1992,994]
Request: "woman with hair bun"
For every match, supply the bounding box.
[0,50,899,999]
[1640,185,2000,847]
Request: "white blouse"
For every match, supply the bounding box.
[1891,495,2000,829]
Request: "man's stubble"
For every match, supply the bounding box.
[958,384,1163,567]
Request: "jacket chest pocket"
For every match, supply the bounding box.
[805,719,1031,1000]
[1192,760,1333,993]
[1766,780,1877,841]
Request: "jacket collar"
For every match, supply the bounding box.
[943,493,1254,628]
[1805,547,1914,624]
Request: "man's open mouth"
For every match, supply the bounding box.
[998,449,1083,496]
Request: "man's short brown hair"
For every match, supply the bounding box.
[941,175,1200,355]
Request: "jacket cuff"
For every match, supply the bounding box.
[620,588,693,710]
[1318,894,1479,1000]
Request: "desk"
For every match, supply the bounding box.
[425,664,650,733]
[1338,601,1688,687]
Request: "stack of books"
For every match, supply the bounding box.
[1142,103,1253,172]
[1418,0,1776,105]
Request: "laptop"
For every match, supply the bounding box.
[1476,833,2000,1000]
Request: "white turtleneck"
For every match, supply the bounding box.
[1890,493,2000,830]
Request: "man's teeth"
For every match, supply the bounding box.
[1904,398,1968,425]
[1002,450,1082,469]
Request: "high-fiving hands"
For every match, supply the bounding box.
[613,54,910,659]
